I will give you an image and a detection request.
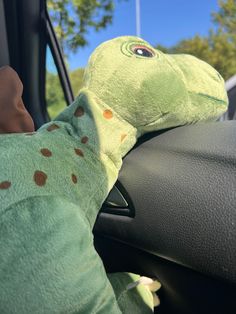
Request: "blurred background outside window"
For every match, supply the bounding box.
[45,0,236,118]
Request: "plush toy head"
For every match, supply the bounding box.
[83,36,228,134]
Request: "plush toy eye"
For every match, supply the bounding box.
[132,45,155,58]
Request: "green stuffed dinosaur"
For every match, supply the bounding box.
[0,36,228,313]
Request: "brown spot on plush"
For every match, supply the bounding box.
[47,124,60,132]
[34,171,47,186]
[71,174,77,184]
[121,133,127,142]
[103,109,113,119]
[74,106,84,117]
[40,148,52,157]
[81,136,88,144]
[0,181,11,189]
[74,148,84,157]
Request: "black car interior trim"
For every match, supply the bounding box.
[95,121,236,285]
[95,235,236,314]
[0,0,10,66]
[45,9,74,107]
[3,0,48,128]
[102,183,135,217]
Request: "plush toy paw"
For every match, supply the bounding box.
[127,276,161,307]
[108,272,161,313]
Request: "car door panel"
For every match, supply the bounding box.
[95,121,236,313]
[95,121,236,283]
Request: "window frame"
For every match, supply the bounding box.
[45,8,74,107]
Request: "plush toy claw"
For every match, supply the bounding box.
[127,276,161,307]
[108,273,161,313]
[138,277,161,307]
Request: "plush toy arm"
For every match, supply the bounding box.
[0,195,122,314]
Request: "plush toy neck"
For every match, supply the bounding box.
[56,88,139,171]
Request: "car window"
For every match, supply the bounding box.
[45,46,67,119]
[46,0,236,118]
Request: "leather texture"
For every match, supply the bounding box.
[95,121,236,284]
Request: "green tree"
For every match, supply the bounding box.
[46,68,85,119]
[69,68,85,96]
[212,0,236,38]
[156,0,236,80]
[155,44,170,54]
[46,71,67,119]
[169,35,210,60]
[46,0,120,118]
[47,0,114,56]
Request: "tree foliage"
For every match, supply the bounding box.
[212,0,236,36]
[156,0,236,80]
[47,0,114,55]
[46,71,67,119]
[69,68,85,96]
[46,0,115,118]
[46,0,236,120]
[46,68,85,119]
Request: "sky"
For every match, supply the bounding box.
[48,0,220,72]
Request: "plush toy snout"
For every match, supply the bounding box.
[83,36,228,134]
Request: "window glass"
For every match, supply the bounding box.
[69,68,84,97]
[46,0,236,115]
[45,46,67,119]
[46,0,236,81]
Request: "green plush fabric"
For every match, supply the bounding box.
[0,36,228,313]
